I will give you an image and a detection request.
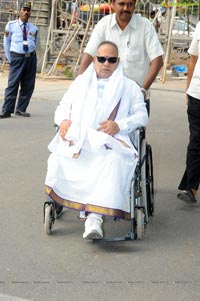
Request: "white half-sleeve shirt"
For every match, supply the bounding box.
[187,21,200,99]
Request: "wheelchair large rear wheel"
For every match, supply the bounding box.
[146,144,154,216]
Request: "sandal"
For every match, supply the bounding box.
[177,190,197,204]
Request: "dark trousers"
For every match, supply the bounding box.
[145,99,150,116]
[2,53,37,113]
[178,95,200,191]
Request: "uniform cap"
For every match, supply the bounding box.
[20,1,31,9]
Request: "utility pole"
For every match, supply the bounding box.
[162,0,177,83]
[199,0,200,20]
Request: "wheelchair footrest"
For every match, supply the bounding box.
[93,231,135,243]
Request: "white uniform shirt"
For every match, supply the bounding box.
[3,18,38,61]
[84,13,164,88]
[187,21,200,99]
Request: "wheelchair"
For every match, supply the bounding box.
[43,127,154,241]
[128,127,154,240]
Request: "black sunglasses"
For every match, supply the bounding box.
[96,56,118,64]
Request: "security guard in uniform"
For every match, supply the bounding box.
[0,1,38,118]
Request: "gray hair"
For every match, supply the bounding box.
[97,41,118,56]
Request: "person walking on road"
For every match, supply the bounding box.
[0,1,38,119]
[177,21,200,204]
[78,0,164,112]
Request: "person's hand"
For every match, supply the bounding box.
[97,120,120,136]
[186,94,189,105]
[59,119,72,141]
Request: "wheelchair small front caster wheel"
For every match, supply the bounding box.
[44,204,54,235]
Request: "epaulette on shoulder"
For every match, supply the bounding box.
[8,20,18,25]
[31,23,38,31]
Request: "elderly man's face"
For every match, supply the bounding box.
[112,0,136,24]
[94,44,119,78]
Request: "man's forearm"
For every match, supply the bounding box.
[142,56,163,90]
[187,54,198,90]
[78,53,94,75]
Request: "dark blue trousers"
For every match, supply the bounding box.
[145,99,150,116]
[178,95,200,191]
[2,52,37,113]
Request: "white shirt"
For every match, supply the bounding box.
[84,13,164,88]
[187,21,200,99]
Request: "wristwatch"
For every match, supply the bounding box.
[141,87,147,100]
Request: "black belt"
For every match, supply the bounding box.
[11,51,36,58]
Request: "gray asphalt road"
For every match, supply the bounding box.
[0,75,200,301]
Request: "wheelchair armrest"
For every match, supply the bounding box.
[129,127,146,149]
[54,123,59,133]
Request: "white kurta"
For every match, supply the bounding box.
[45,63,148,219]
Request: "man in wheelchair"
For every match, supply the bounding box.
[45,41,148,239]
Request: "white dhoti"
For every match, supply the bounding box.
[45,129,138,219]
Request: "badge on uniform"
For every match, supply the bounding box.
[4,30,9,37]
[29,32,35,37]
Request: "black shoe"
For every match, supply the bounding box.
[15,110,30,117]
[0,111,11,118]
[177,190,197,204]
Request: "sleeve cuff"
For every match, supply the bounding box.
[116,119,132,133]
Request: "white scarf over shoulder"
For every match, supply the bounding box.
[48,62,136,158]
